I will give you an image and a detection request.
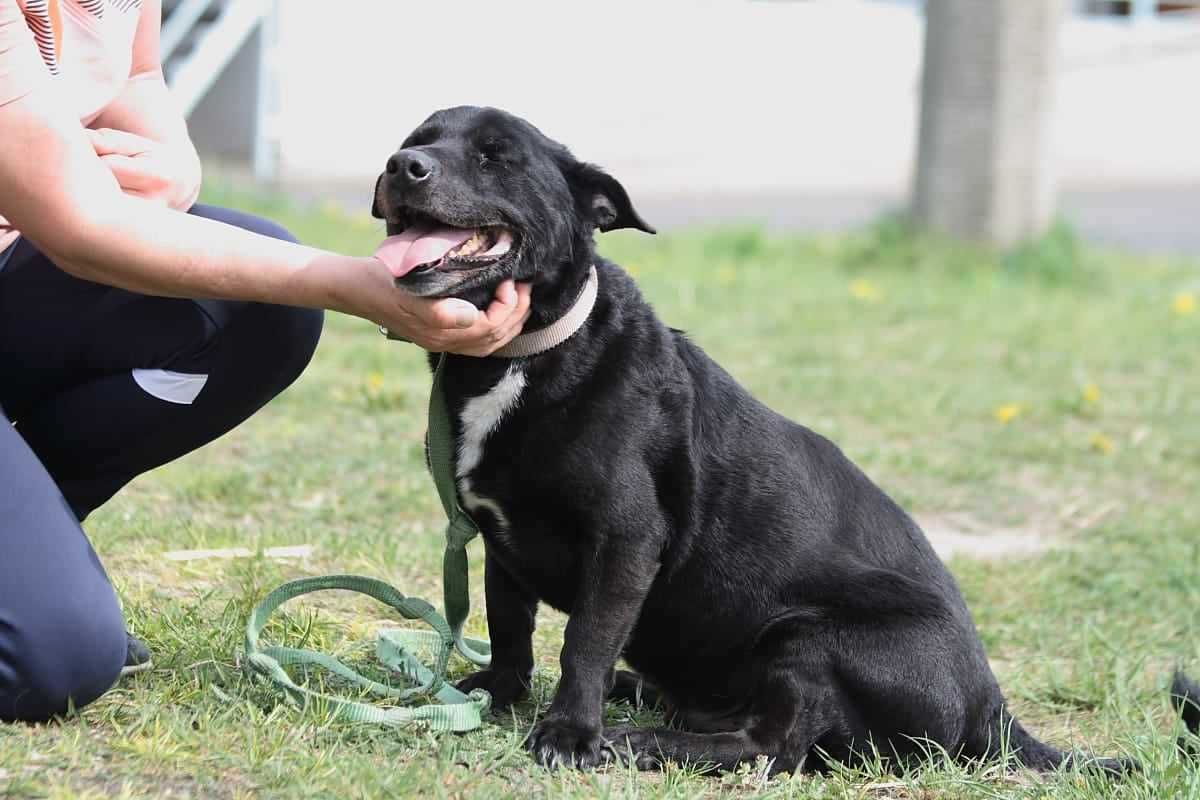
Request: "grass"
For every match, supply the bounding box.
[2,189,1199,798]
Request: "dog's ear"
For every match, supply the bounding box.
[371,173,385,219]
[566,163,656,234]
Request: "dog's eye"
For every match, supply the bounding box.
[478,138,507,166]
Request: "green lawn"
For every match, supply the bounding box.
[1,191,1198,799]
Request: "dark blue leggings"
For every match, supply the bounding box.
[0,204,323,722]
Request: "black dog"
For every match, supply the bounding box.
[371,106,1200,773]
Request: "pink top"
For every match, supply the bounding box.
[0,0,147,252]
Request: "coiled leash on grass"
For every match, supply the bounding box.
[242,353,493,732]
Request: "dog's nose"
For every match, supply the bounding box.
[386,150,436,185]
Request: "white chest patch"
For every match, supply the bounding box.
[456,366,527,477]
[456,365,526,530]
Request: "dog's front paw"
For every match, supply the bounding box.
[526,717,612,769]
[456,668,529,712]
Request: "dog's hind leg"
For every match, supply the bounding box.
[606,665,837,774]
[606,669,664,710]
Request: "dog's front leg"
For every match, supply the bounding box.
[457,553,537,710]
[526,527,661,769]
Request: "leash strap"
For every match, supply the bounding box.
[242,354,491,730]
[242,575,490,731]
[428,354,493,667]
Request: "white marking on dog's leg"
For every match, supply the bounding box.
[461,478,512,531]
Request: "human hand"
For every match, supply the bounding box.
[322,256,531,356]
[88,127,201,210]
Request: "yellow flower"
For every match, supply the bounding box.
[348,619,374,638]
[366,372,385,392]
[1082,383,1100,405]
[994,404,1023,424]
[1173,292,1196,315]
[1090,432,1115,455]
[625,263,641,278]
[849,279,882,302]
[716,265,737,285]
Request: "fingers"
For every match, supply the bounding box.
[88,127,154,157]
[488,281,532,345]
[386,291,480,351]
[484,279,519,324]
[99,153,139,178]
[467,280,531,355]
[413,295,479,331]
[394,281,532,357]
[87,128,119,155]
[485,280,531,328]
[99,153,170,196]
[86,128,108,154]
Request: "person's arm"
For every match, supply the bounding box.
[0,6,527,355]
[86,0,199,208]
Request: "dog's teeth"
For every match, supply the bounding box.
[457,231,485,257]
[447,228,502,261]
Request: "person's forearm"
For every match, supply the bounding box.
[1,88,390,324]
[0,69,531,354]
[46,192,359,312]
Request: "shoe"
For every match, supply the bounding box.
[120,632,153,677]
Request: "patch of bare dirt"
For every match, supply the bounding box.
[915,513,1051,561]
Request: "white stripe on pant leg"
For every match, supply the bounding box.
[131,369,209,405]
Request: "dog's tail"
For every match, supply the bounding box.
[984,706,1135,775]
[1171,670,1200,757]
[983,671,1200,776]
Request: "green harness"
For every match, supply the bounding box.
[242,354,493,732]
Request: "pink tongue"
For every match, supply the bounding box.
[375,224,476,278]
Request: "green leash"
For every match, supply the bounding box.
[242,353,493,732]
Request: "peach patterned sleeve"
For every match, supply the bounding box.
[0,1,49,108]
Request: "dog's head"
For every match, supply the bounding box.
[372,106,654,301]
